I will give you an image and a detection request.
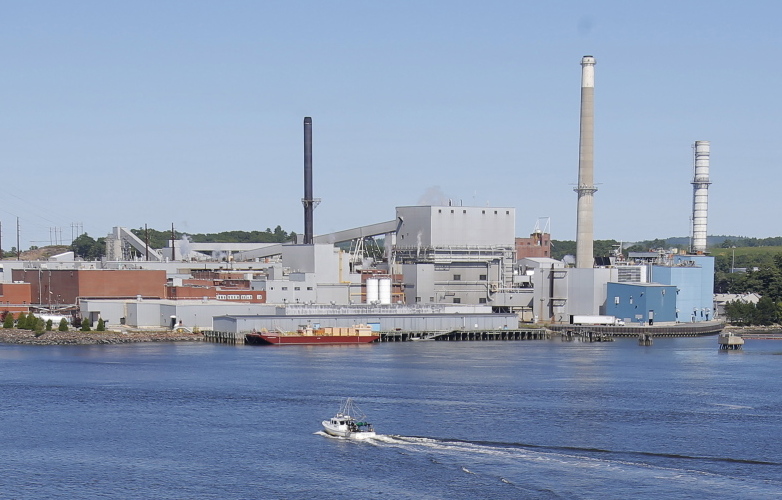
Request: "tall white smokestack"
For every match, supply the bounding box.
[575,55,597,268]
[691,141,711,254]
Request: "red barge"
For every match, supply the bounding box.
[245,325,379,346]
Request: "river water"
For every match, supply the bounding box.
[1,336,780,499]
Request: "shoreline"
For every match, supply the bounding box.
[0,329,203,345]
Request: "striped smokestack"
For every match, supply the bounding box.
[575,55,597,268]
[303,117,314,244]
[691,141,711,254]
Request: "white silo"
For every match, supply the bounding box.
[366,278,379,304]
[379,278,392,305]
[691,141,711,254]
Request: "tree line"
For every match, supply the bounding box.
[67,226,296,260]
[1,312,71,334]
[129,226,296,249]
[716,254,782,325]
[550,239,686,261]
[717,236,782,248]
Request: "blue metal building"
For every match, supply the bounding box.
[650,255,715,322]
[606,282,678,325]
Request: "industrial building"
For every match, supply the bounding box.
[0,57,720,336]
[214,304,517,336]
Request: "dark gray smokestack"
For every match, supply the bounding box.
[303,116,314,244]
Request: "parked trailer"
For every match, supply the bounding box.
[570,315,625,326]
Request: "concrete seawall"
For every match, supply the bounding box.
[0,329,203,345]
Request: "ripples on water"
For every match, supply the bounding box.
[1,337,781,499]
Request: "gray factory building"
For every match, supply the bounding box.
[214,304,517,334]
[394,205,525,310]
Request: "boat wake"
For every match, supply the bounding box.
[372,435,781,467]
[366,434,782,497]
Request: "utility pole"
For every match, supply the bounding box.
[145,224,149,261]
[16,217,20,260]
[171,223,175,261]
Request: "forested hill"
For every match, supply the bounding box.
[131,226,296,249]
[666,236,782,248]
[65,226,297,260]
[551,236,782,260]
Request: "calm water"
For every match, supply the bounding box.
[1,336,780,499]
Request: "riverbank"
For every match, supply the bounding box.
[0,328,203,345]
[723,325,782,334]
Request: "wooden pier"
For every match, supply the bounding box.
[202,330,243,344]
[560,328,614,342]
[380,329,549,342]
[203,328,550,345]
[548,321,724,338]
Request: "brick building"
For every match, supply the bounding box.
[0,282,32,317]
[515,232,552,260]
[12,269,166,305]
[167,271,266,303]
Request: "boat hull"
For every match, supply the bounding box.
[245,333,379,346]
[321,420,376,440]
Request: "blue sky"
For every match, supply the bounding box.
[2,1,780,249]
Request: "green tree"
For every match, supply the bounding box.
[724,300,755,325]
[33,317,45,334]
[71,233,106,260]
[96,318,105,331]
[3,312,14,329]
[24,314,38,330]
[755,297,778,325]
[58,318,69,332]
[46,319,53,331]
[16,312,28,329]
[81,317,91,332]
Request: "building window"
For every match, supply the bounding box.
[506,211,509,215]
[479,274,487,281]
[415,297,421,303]
[429,297,434,302]
[463,210,466,214]
[450,209,454,214]
[438,209,442,213]
[479,298,487,304]
[453,298,461,304]
[494,210,497,214]
[453,274,461,281]
[294,287,301,291]
[282,287,288,291]
[307,287,313,291]
[256,295,263,299]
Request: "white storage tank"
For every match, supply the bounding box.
[379,278,392,305]
[366,278,379,304]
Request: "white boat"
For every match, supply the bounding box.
[322,398,376,439]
